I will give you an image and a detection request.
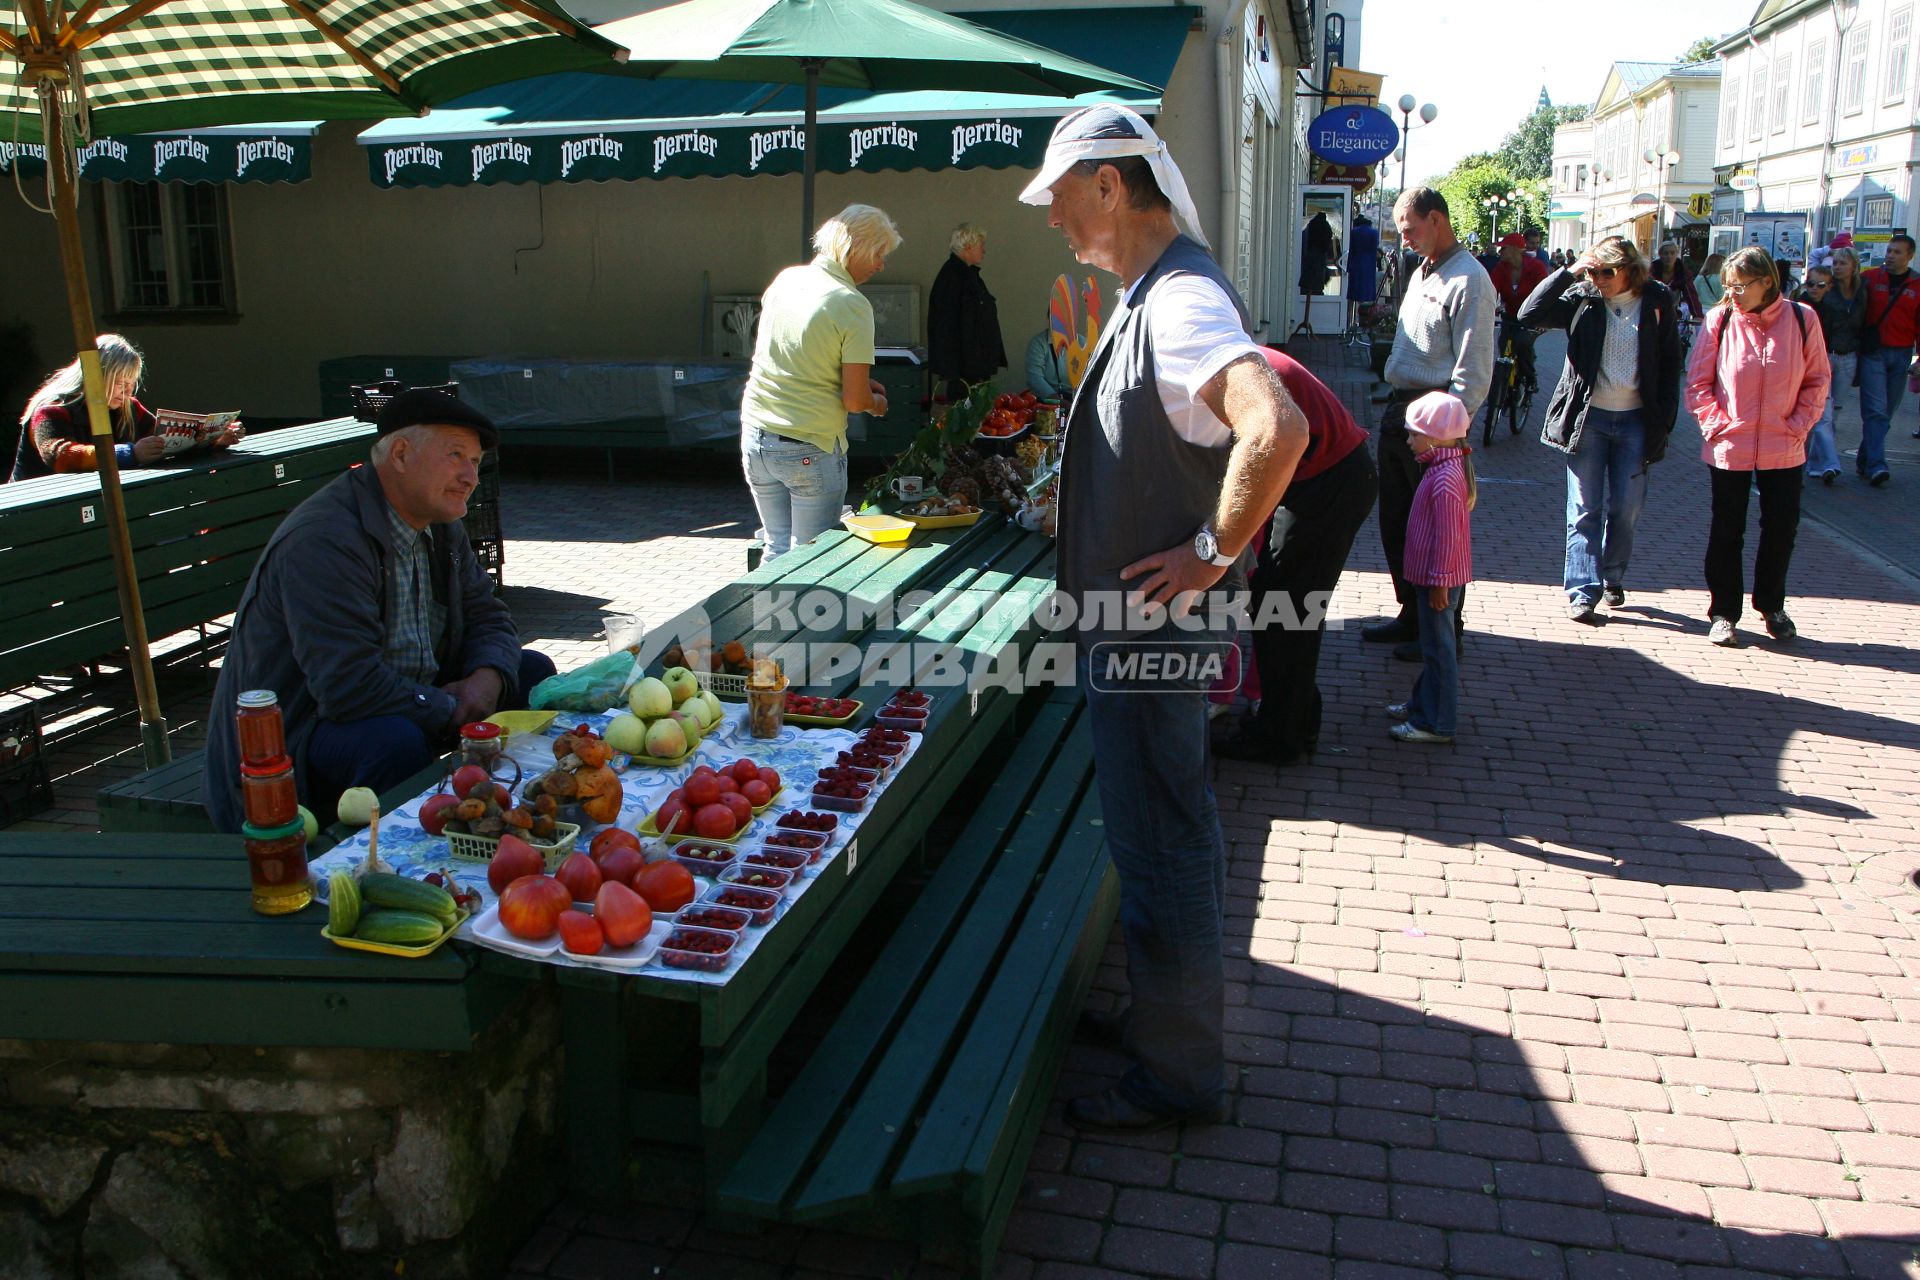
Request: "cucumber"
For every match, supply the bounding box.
[359,872,457,924]
[353,909,447,945]
[327,870,361,936]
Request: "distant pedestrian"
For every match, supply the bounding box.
[1388,392,1474,745]
[1685,246,1830,646]
[1855,232,1920,486]
[927,222,1006,401]
[1519,235,1683,623]
[1697,253,1727,310]
[1800,253,1865,485]
[1647,241,1701,318]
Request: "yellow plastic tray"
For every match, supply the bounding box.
[842,514,914,544]
[901,509,983,530]
[486,710,558,735]
[323,908,470,958]
[785,699,864,727]
[640,801,757,843]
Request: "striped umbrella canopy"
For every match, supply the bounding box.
[1,0,628,768]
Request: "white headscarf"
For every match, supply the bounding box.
[1018,105,1209,251]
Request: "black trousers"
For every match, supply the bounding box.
[1248,445,1378,754]
[1376,398,1467,631]
[1706,465,1802,621]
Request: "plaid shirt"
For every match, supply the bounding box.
[383,505,446,688]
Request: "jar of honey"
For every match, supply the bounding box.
[240,754,298,828]
[241,817,311,915]
[459,721,504,770]
[235,690,285,766]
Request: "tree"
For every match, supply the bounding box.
[1435,155,1548,250]
[1680,35,1718,63]
[1495,103,1592,183]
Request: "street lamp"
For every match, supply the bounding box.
[1589,165,1613,249]
[1395,93,1439,196]
[1483,191,1519,246]
[1644,147,1680,243]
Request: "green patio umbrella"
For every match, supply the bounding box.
[1,0,627,766]
[594,0,1157,259]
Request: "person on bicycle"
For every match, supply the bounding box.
[1490,233,1547,391]
[1517,235,1683,625]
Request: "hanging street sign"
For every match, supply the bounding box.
[1307,105,1399,166]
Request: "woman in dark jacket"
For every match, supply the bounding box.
[1803,246,1866,483]
[1518,235,1683,624]
[1647,242,1701,317]
[926,223,1006,400]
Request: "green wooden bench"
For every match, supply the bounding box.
[0,418,374,692]
[713,691,1113,1278]
[97,750,214,833]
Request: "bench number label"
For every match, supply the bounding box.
[80,505,96,525]
[273,464,285,480]
[846,839,858,874]
[970,690,979,718]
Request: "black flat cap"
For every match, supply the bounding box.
[376,389,498,450]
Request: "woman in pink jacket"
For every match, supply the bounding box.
[1684,246,1830,647]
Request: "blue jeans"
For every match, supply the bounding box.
[305,649,556,802]
[1806,351,1852,476]
[1856,345,1909,476]
[1078,650,1228,1116]
[1408,586,1462,737]
[742,424,847,562]
[1564,407,1649,605]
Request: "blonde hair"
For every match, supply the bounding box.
[1590,236,1649,291]
[21,334,144,434]
[949,223,986,255]
[814,204,902,270]
[1831,245,1861,283]
[1723,246,1781,305]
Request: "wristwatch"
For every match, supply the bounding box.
[1192,525,1236,567]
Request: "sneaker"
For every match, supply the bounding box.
[1568,601,1603,625]
[1764,611,1797,641]
[1823,470,1840,486]
[1389,721,1453,745]
[1708,618,1740,647]
[1603,586,1626,607]
[1870,470,1891,487]
[1386,701,1411,720]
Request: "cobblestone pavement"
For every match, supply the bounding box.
[6,339,1918,1280]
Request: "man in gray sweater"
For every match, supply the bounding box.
[1367,188,1496,655]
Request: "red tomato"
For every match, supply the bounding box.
[729,758,761,785]
[498,875,570,940]
[684,773,722,807]
[557,908,605,956]
[714,774,740,796]
[654,797,691,838]
[450,764,491,800]
[588,828,640,861]
[756,766,781,790]
[694,802,739,840]
[721,792,753,826]
[593,880,653,947]
[634,861,696,914]
[597,846,644,888]
[418,793,461,836]
[691,765,717,778]
[742,779,772,807]
[487,834,546,895]
[555,852,603,903]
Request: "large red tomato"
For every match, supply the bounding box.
[498,875,570,940]
[684,773,722,807]
[713,774,740,796]
[487,834,546,894]
[655,795,691,838]
[418,793,461,836]
[557,908,604,956]
[741,779,772,807]
[721,793,753,827]
[597,846,644,888]
[589,828,640,861]
[729,758,761,785]
[634,861,696,913]
[555,852,603,903]
[594,880,653,946]
[756,766,781,791]
[693,802,738,840]
[450,764,491,800]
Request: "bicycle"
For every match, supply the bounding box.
[1481,321,1536,446]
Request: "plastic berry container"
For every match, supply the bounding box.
[810,782,871,813]
[660,924,739,972]
[777,810,838,835]
[817,764,879,789]
[719,862,795,893]
[743,846,811,872]
[674,902,753,933]
[875,706,928,732]
[671,839,739,879]
[836,747,893,779]
[859,728,910,756]
[888,689,931,710]
[703,882,780,926]
[763,829,827,855]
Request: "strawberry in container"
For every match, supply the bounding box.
[660,924,739,972]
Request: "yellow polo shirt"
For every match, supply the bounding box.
[741,257,877,451]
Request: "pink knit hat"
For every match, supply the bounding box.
[1405,391,1470,441]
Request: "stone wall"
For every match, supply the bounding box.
[0,987,561,1279]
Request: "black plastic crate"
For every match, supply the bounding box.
[349,380,463,424]
[470,536,505,588]
[463,499,502,542]
[0,703,53,824]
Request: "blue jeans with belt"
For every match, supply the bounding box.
[1564,407,1649,605]
[1856,345,1910,478]
[742,424,848,562]
[1078,648,1228,1117]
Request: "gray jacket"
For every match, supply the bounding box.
[202,464,522,831]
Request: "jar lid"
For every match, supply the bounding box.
[237,690,280,709]
[460,721,503,741]
[241,817,307,841]
[239,755,293,778]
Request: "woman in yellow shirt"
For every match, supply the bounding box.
[741,204,900,562]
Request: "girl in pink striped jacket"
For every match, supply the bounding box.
[1391,392,1476,745]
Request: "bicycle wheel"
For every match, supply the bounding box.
[1482,386,1500,446]
[1508,381,1532,436]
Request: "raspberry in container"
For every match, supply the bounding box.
[810,779,871,813]
[762,828,827,858]
[859,727,911,758]
[777,810,838,836]
[670,838,738,879]
[660,924,739,972]
[875,704,928,732]
[702,882,780,926]
[816,763,879,789]
[719,862,796,894]
[743,845,812,872]
[835,746,894,779]
[674,902,753,933]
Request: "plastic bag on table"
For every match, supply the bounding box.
[529,649,643,712]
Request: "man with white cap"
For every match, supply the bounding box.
[1019,104,1308,1132]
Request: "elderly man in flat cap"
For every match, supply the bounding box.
[203,390,554,832]
[1020,104,1308,1132]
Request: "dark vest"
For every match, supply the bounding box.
[1055,235,1253,653]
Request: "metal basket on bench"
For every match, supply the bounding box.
[349,380,463,423]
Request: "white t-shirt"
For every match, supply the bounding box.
[1116,273,1263,447]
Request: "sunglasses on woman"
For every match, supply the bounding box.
[1585,266,1618,280]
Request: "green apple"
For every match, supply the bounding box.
[296,805,319,841]
[603,712,649,755]
[643,717,688,760]
[697,690,725,727]
[667,708,705,745]
[661,665,701,706]
[628,676,673,719]
[336,787,378,827]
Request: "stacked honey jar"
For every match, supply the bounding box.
[235,690,313,915]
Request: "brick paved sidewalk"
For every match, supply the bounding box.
[513,334,1920,1279]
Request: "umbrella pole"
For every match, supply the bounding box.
[801,57,822,262]
[34,74,173,768]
